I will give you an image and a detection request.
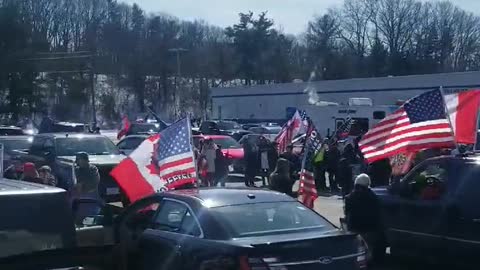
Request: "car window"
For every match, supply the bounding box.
[213,137,241,149]
[404,162,448,200]
[55,137,120,156]
[0,128,25,136]
[30,137,47,154]
[118,137,145,150]
[454,164,480,217]
[154,200,201,237]
[124,201,161,232]
[0,138,33,152]
[210,202,334,238]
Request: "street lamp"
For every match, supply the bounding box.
[168,48,188,118]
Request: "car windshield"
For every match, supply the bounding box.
[265,127,281,134]
[0,138,33,151]
[210,202,334,238]
[213,137,241,149]
[217,121,240,130]
[56,137,120,156]
[130,123,161,134]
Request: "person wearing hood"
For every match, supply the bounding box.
[201,137,217,187]
[243,138,259,187]
[344,174,384,262]
[269,158,293,196]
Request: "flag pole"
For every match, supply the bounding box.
[439,86,459,152]
[474,107,480,152]
[186,115,200,190]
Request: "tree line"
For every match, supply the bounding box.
[0,0,479,123]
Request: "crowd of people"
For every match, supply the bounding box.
[4,153,101,202]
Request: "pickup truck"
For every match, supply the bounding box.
[16,133,126,202]
[0,178,120,270]
[373,154,480,266]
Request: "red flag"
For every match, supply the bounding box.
[359,90,454,163]
[444,89,480,144]
[117,116,131,140]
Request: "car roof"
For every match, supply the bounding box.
[167,188,295,208]
[120,135,149,140]
[35,133,107,139]
[0,125,22,130]
[0,178,65,196]
[193,135,232,139]
[0,135,33,140]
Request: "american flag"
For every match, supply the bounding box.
[335,117,353,140]
[359,89,455,163]
[156,118,197,187]
[390,152,416,176]
[299,126,321,208]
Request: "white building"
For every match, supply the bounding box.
[211,71,480,136]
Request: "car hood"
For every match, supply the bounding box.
[222,148,244,159]
[57,154,126,166]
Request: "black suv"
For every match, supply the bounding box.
[199,120,250,141]
[373,154,480,264]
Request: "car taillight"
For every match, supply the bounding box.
[356,235,368,269]
[238,256,285,270]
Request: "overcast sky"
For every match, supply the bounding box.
[121,0,480,34]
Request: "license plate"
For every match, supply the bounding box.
[106,187,119,195]
[229,165,234,172]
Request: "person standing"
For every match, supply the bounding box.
[269,158,293,196]
[344,174,384,262]
[337,158,353,198]
[258,137,271,186]
[38,165,57,186]
[74,152,101,199]
[280,145,300,179]
[214,146,229,187]
[367,159,392,187]
[201,138,217,187]
[326,142,340,192]
[21,163,42,184]
[243,138,259,187]
[313,143,327,192]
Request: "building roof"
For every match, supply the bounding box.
[211,71,480,98]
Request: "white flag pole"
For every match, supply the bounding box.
[439,86,459,152]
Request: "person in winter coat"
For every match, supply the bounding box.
[21,162,42,184]
[325,142,341,192]
[258,137,271,186]
[344,174,384,262]
[313,143,328,192]
[38,165,57,186]
[269,158,293,196]
[243,139,259,187]
[201,138,217,187]
[367,159,392,187]
[214,147,229,187]
[280,145,300,177]
[337,158,353,198]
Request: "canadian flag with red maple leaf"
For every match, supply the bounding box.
[111,118,197,203]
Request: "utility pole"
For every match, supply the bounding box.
[89,54,97,128]
[168,48,188,118]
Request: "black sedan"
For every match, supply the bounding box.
[114,188,367,270]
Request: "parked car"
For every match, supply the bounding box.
[0,125,26,136]
[15,133,125,202]
[0,178,120,269]
[114,188,367,270]
[199,120,251,141]
[373,154,480,265]
[0,135,33,169]
[193,135,244,172]
[126,122,167,136]
[248,125,282,141]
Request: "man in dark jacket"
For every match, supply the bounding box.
[345,173,384,262]
[367,159,392,187]
[214,146,229,187]
[326,142,340,192]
